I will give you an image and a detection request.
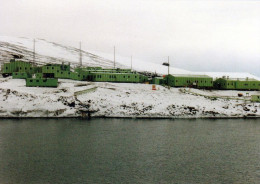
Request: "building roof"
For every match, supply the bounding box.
[218,77,258,81]
[169,74,212,78]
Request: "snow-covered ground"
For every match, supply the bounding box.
[0,36,260,118]
[0,78,259,118]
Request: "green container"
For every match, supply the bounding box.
[152,77,165,85]
[26,78,58,87]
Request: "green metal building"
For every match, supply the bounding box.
[42,64,70,78]
[214,77,260,90]
[1,60,36,77]
[26,78,58,87]
[251,95,260,102]
[165,74,213,88]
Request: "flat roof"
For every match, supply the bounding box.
[169,74,212,78]
[90,72,137,75]
[218,77,258,81]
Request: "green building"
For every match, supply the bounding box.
[165,74,213,88]
[26,78,58,87]
[1,60,36,77]
[42,63,71,78]
[251,95,260,102]
[90,72,147,83]
[214,77,260,90]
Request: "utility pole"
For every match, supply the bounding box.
[33,39,35,65]
[131,55,132,71]
[114,46,116,69]
[168,56,170,89]
[79,42,82,66]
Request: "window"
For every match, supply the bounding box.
[123,76,126,78]
[6,67,8,69]
[30,67,32,70]
[128,76,130,78]
[52,67,54,69]
[47,67,49,69]
[78,75,80,77]
[61,72,63,74]
[135,76,137,78]
[57,70,59,72]
[30,80,33,82]
[20,67,22,70]
[36,80,39,82]
[176,80,178,82]
[25,67,27,70]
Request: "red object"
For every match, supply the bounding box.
[152,85,156,90]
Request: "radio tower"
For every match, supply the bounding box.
[114,46,116,69]
[79,42,82,66]
[33,39,35,65]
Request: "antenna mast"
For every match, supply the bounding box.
[79,42,82,66]
[131,55,132,70]
[114,46,115,69]
[168,56,170,89]
[33,39,35,65]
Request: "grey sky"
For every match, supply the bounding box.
[1,0,260,76]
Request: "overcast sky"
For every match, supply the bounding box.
[1,0,260,76]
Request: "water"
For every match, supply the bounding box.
[0,118,259,184]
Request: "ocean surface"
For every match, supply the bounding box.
[0,118,259,184]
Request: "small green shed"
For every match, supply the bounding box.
[251,95,260,102]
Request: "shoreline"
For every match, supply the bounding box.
[1,115,260,120]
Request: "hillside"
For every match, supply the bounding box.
[0,36,190,75]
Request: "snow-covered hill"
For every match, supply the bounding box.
[1,36,259,80]
[0,36,189,74]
